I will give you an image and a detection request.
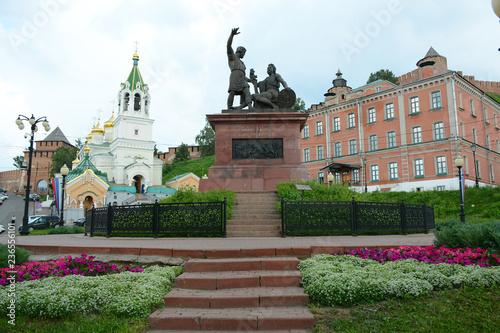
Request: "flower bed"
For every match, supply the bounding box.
[299,246,500,307]
[0,254,143,286]
[337,245,500,267]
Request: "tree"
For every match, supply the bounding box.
[292,97,307,112]
[172,143,191,164]
[74,138,84,150]
[50,146,78,178]
[13,155,24,169]
[366,69,399,85]
[195,119,215,157]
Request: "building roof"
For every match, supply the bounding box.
[41,126,72,145]
[166,172,200,182]
[122,53,148,93]
[66,150,108,185]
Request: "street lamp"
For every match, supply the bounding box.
[454,156,466,223]
[16,114,50,235]
[327,172,334,186]
[363,157,368,193]
[471,143,479,187]
[60,164,69,226]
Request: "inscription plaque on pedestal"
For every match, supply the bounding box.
[232,139,283,159]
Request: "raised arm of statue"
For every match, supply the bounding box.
[227,27,240,56]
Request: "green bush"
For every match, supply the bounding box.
[0,244,31,268]
[48,226,85,234]
[161,188,235,219]
[433,220,500,253]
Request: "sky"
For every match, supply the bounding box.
[0,0,499,172]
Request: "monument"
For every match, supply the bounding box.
[199,28,309,192]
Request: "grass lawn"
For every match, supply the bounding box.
[311,285,500,333]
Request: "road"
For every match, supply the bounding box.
[0,193,49,232]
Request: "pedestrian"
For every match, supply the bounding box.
[11,215,16,224]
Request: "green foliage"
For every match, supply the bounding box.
[195,118,215,157]
[172,143,191,164]
[163,155,215,183]
[366,69,399,85]
[299,255,500,307]
[12,155,24,169]
[433,220,500,253]
[0,265,182,318]
[292,97,307,112]
[0,244,31,268]
[74,138,84,150]
[277,181,360,205]
[48,226,85,234]
[50,146,78,178]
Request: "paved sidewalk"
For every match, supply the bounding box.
[0,233,436,259]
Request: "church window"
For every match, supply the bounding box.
[124,93,130,111]
[134,129,139,136]
[134,93,141,111]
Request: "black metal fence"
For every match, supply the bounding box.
[85,199,227,237]
[281,197,434,237]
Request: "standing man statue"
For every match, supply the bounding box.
[253,63,289,109]
[227,28,252,109]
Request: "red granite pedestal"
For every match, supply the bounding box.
[199,110,309,192]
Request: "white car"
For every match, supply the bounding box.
[0,225,5,234]
[0,194,8,201]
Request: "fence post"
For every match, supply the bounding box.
[422,201,428,234]
[281,197,286,238]
[400,200,407,235]
[106,202,113,238]
[153,200,159,238]
[351,197,358,237]
[90,205,95,237]
[222,197,227,238]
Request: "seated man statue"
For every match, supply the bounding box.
[252,63,289,109]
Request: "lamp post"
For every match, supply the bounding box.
[16,114,50,235]
[327,172,334,186]
[471,143,479,187]
[363,157,368,193]
[60,164,69,226]
[455,156,466,222]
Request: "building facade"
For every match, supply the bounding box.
[301,47,500,192]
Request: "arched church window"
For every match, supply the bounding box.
[124,93,130,111]
[134,93,141,111]
[37,180,48,193]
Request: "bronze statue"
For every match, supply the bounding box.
[227,28,251,109]
[252,63,289,109]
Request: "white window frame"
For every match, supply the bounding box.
[317,172,324,184]
[433,121,445,140]
[303,148,310,162]
[368,107,376,124]
[387,131,397,148]
[414,158,424,177]
[369,135,378,151]
[353,169,359,183]
[470,99,476,116]
[349,139,357,154]
[389,162,398,180]
[431,91,442,109]
[317,145,324,160]
[436,155,447,175]
[315,121,323,136]
[333,117,341,132]
[410,96,420,114]
[385,102,395,120]
[302,124,309,139]
[370,164,379,182]
[347,113,356,128]
[412,126,423,144]
[334,142,342,157]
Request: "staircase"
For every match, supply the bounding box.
[148,257,314,331]
[227,191,281,237]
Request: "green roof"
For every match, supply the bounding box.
[108,186,136,194]
[66,152,109,185]
[122,54,148,93]
[147,187,176,194]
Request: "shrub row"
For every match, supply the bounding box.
[433,220,500,253]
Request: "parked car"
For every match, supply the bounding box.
[24,193,40,201]
[18,215,63,232]
[74,218,86,227]
[0,225,5,234]
[0,193,8,201]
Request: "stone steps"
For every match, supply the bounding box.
[148,257,314,331]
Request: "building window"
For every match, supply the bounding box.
[334,142,342,157]
[368,107,376,124]
[316,121,323,136]
[458,90,463,109]
[303,148,310,162]
[352,169,359,183]
[490,164,494,182]
[348,113,356,128]
[472,128,477,144]
[412,126,423,144]
[376,86,382,93]
[387,131,397,148]
[369,135,378,151]
[484,107,489,124]
[37,180,48,193]
[494,114,498,128]
[460,121,465,138]
[470,99,476,117]
[433,122,445,140]
[436,185,446,191]
[333,117,341,132]
[371,164,379,181]
[436,156,447,175]
[486,134,491,150]
[317,145,324,160]
[134,129,139,135]
[389,162,398,180]
[414,158,424,177]
[302,124,309,139]
[497,139,500,153]
[349,139,357,154]
[431,91,442,109]
[317,172,324,184]
[410,96,420,114]
[476,160,481,178]
[385,103,395,119]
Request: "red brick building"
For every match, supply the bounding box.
[301,47,500,192]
